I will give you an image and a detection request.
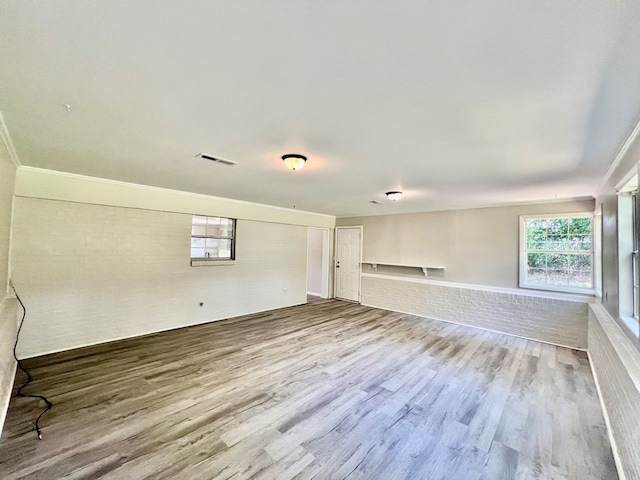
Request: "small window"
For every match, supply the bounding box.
[519,213,594,294]
[191,215,236,261]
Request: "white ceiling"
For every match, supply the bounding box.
[1,1,640,217]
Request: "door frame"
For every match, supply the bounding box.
[307,227,331,299]
[334,225,363,302]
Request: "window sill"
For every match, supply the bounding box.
[618,315,640,340]
[519,283,595,296]
[190,259,236,267]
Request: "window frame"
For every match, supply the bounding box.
[190,215,236,265]
[633,193,639,321]
[519,212,595,295]
[614,171,640,341]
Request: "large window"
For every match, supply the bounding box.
[190,215,236,262]
[519,214,594,294]
[616,173,640,338]
[632,193,639,320]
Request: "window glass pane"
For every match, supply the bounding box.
[568,235,591,251]
[191,215,235,261]
[192,216,207,236]
[527,267,546,285]
[219,239,232,258]
[568,271,592,288]
[546,269,569,286]
[523,215,593,292]
[191,238,205,249]
[545,235,570,251]
[568,217,591,235]
[220,219,234,237]
[526,220,547,249]
[527,253,546,268]
[567,254,592,288]
[206,225,221,237]
[567,253,591,271]
[546,253,568,270]
[192,225,206,236]
[548,218,568,235]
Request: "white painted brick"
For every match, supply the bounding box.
[10,197,308,358]
[0,299,19,437]
[361,276,587,349]
[588,305,640,480]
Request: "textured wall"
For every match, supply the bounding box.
[0,299,18,437]
[596,130,640,323]
[362,275,589,349]
[588,304,640,480]
[337,200,595,289]
[0,138,17,435]
[306,228,323,295]
[10,197,308,358]
[0,146,15,297]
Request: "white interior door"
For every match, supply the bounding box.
[335,227,362,302]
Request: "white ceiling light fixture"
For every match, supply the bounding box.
[282,154,307,171]
[386,191,402,201]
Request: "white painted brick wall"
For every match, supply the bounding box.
[10,197,308,358]
[0,298,18,436]
[0,144,17,436]
[588,304,640,480]
[362,275,588,349]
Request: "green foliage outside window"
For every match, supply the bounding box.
[525,217,592,289]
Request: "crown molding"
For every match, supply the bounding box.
[337,195,595,219]
[14,166,336,228]
[594,114,640,198]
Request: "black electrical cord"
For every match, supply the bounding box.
[10,281,52,440]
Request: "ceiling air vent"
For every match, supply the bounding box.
[196,153,238,166]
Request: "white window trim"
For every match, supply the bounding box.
[190,259,236,267]
[519,212,595,295]
[618,315,640,340]
[616,170,640,334]
[190,215,236,266]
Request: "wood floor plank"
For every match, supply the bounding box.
[0,297,618,479]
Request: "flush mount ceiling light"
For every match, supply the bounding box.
[386,191,403,201]
[282,154,307,171]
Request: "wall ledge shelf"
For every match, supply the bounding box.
[361,261,445,277]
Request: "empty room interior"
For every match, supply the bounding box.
[1,2,640,479]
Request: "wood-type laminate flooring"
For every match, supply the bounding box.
[0,297,617,479]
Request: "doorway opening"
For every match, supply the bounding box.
[307,227,330,299]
